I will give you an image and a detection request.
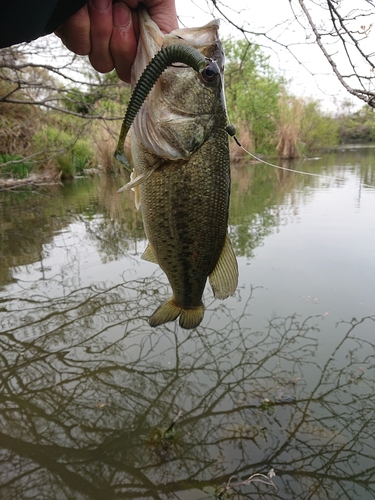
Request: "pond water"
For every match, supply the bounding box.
[0,147,375,499]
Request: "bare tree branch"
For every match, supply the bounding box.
[208,0,375,108]
[299,0,375,107]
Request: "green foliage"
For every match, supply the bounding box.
[0,153,33,178]
[224,38,285,154]
[299,99,339,151]
[0,39,357,185]
[337,105,375,143]
[64,88,98,115]
[34,126,94,178]
[224,39,339,156]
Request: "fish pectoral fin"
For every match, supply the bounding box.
[117,169,142,209]
[130,170,141,210]
[141,243,159,264]
[209,234,238,300]
[117,160,163,194]
[133,185,141,210]
[149,298,204,329]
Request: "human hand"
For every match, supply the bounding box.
[54,0,178,83]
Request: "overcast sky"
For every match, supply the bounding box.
[175,0,375,113]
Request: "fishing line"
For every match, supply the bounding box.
[226,125,375,190]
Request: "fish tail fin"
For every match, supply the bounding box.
[149,298,181,327]
[179,304,204,330]
[149,299,204,329]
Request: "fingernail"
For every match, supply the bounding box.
[91,0,111,10]
[113,2,131,28]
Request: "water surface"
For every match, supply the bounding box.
[1,148,375,499]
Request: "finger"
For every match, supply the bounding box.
[110,2,137,83]
[54,5,91,55]
[143,0,178,33]
[88,0,115,73]
[113,0,178,35]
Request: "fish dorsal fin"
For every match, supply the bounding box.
[209,234,238,300]
[141,243,159,264]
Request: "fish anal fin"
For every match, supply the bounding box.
[209,234,238,300]
[141,244,159,264]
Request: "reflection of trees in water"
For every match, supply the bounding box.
[78,176,145,263]
[229,162,320,259]
[2,153,374,286]
[0,186,68,286]
[80,212,145,264]
[229,153,375,259]
[0,176,144,286]
[1,276,375,499]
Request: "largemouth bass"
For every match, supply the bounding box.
[118,9,238,329]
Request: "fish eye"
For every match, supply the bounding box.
[200,61,219,84]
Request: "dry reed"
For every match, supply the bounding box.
[229,121,254,162]
[275,94,303,159]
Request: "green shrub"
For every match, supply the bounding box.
[337,105,375,143]
[33,126,94,178]
[300,99,339,151]
[0,153,33,178]
[224,38,285,155]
